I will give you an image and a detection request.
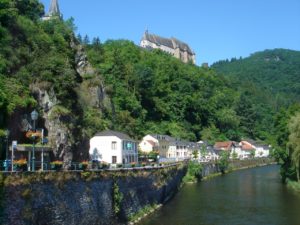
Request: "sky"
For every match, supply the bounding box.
[40,0,300,65]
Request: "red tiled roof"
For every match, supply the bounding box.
[146,140,156,147]
[240,141,255,151]
[214,141,233,150]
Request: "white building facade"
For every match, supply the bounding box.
[89,130,138,164]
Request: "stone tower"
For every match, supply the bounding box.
[48,0,61,16]
[42,0,62,20]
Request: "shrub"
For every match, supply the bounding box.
[183,161,203,183]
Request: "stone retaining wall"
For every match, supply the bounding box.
[0,164,187,225]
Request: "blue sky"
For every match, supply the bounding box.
[40,0,300,65]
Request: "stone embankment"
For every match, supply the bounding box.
[0,163,187,225]
[201,158,276,179]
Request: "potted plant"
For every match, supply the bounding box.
[117,164,123,168]
[25,130,42,142]
[131,162,136,168]
[79,161,89,170]
[100,162,108,169]
[14,159,27,171]
[50,160,63,171]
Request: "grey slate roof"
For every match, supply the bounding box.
[149,134,176,142]
[95,130,135,142]
[48,0,60,16]
[142,31,194,55]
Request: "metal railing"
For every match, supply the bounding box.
[0,160,186,173]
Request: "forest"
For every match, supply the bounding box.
[0,0,299,182]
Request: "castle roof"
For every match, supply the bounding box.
[142,31,194,55]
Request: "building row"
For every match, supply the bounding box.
[89,130,271,164]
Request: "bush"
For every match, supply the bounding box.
[183,161,203,183]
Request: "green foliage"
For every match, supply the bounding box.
[183,161,202,183]
[86,39,250,140]
[129,204,158,222]
[113,181,123,215]
[272,104,300,182]
[287,113,300,182]
[250,150,255,158]
[192,150,199,160]
[218,151,230,174]
[212,49,300,104]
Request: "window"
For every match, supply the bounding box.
[112,141,117,150]
[112,156,117,164]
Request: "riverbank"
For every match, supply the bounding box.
[183,158,276,183]
[287,179,300,192]
[202,159,276,181]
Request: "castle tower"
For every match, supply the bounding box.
[42,0,62,20]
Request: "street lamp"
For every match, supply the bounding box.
[4,129,10,171]
[31,110,38,172]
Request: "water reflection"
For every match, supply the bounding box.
[140,165,300,225]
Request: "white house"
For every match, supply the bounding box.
[239,140,271,158]
[140,134,174,158]
[89,130,138,164]
[140,134,193,160]
[139,137,158,153]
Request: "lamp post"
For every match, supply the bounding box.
[4,129,9,171]
[31,110,38,172]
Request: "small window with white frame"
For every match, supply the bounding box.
[112,141,117,150]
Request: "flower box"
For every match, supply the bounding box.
[50,161,63,171]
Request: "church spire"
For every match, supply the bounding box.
[42,0,62,20]
[48,0,61,16]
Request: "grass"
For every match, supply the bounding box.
[287,179,300,192]
[129,204,159,223]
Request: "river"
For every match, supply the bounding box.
[140,165,300,225]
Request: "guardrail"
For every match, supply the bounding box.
[0,160,187,173]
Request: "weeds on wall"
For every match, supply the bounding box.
[113,181,123,215]
[183,161,203,183]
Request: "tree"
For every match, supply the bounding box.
[250,150,255,159]
[192,150,199,160]
[200,146,207,160]
[287,113,300,182]
[77,34,82,43]
[218,151,230,174]
[83,34,90,45]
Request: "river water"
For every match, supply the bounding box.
[140,165,300,225]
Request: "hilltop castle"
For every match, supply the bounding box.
[140,30,196,64]
[42,0,62,21]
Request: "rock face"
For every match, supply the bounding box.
[0,165,187,225]
[73,40,109,109]
[7,39,110,167]
[29,84,74,168]
[27,41,109,165]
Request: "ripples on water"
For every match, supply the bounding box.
[140,165,300,225]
